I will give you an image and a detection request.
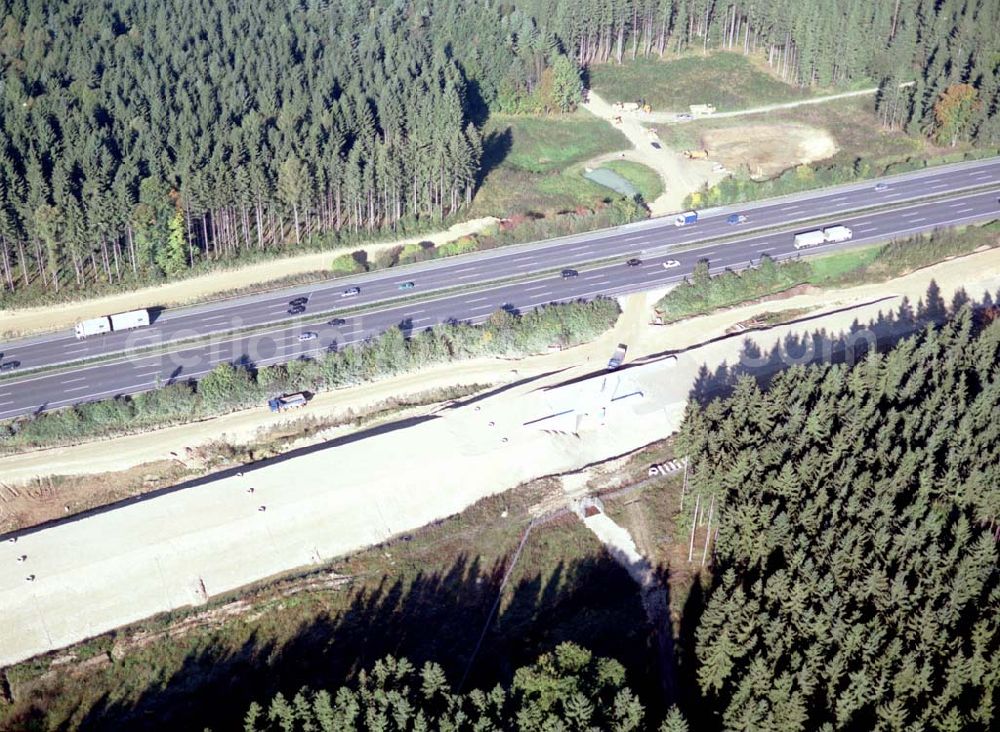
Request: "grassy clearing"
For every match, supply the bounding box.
[599,160,664,202]
[658,96,924,166]
[655,96,997,208]
[809,221,1000,287]
[589,52,822,112]
[470,112,630,217]
[2,472,656,731]
[656,223,1000,319]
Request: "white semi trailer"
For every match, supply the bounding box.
[793,226,853,250]
[74,309,151,339]
[109,309,151,331]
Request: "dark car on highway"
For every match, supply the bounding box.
[288,296,308,307]
[561,269,579,279]
[287,304,306,315]
[0,361,20,372]
[328,317,347,326]
[651,141,661,149]
[626,258,642,267]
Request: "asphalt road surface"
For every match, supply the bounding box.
[1,182,997,420]
[0,158,1000,419]
[3,158,998,369]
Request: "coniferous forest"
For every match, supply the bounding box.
[677,305,1000,730]
[0,0,996,297]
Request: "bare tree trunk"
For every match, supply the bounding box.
[16,239,29,286]
[0,236,13,290]
[701,496,715,567]
[688,495,700,562]
[126,225,137,275]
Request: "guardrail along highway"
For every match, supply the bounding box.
[0,158,997,420]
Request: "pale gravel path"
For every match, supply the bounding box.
[580,91,727,216]
[1,246,998,666]
[0,217,499,338]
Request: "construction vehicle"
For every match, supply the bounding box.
[684,149,710,159]
[607,343,628,371]
[674,211,699,227]
[268,392,309,412]
[74,309,150,339]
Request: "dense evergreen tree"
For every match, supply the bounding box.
[0,0,995,296]
[677,304,1000,730]
[241,643,648,731]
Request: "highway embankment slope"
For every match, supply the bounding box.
[2,245,1000,666]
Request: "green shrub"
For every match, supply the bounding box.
[0,299,621,453]
[657,255,811,321]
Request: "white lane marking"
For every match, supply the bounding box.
[63,347,88,354]
[909,217,927,223]
[779,205,800,211]
[466,296,490,303]
[524,285,549,292]
[758,247,776,252]
[854,226,876,233]
[853,220,872,226]
[956,207,974,213]
[930,183,949,189]
[61,377,87,384]
[0,400,12,407]
[64,385,89,393]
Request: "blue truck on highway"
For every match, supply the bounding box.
[674,211,698,226]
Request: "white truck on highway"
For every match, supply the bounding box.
[74,309,151,339]
[793,225,853,250]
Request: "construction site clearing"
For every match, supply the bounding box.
[2,246,1000,668]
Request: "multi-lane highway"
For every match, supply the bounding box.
[0,158,997,419]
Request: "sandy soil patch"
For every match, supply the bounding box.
[0,217,499,338]
[3,249,1000,666]
[581,91,728,216]
[701,124,838,178]
[4,246,1000,532]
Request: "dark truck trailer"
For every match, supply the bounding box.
[268,392,308,412]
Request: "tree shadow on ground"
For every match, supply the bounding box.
[689,283,999,407]
[10,542,663,731]
[476,126,514,191]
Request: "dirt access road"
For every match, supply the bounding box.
[625,83,914,123]
[581,90,728,214]
[2,246,999,666]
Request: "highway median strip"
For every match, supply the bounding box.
[2,184,997,389]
